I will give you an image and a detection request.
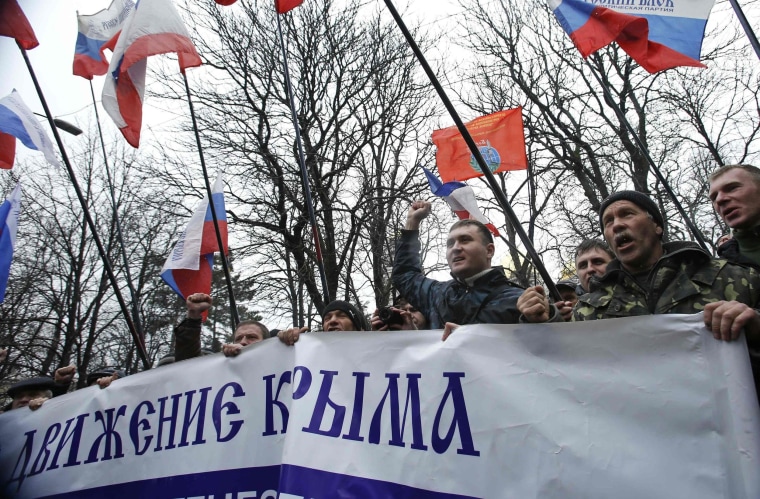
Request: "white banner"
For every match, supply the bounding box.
[1,314,758,499]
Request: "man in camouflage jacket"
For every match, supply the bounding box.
[518,191,760,403]
[573,241,760,321]
[392,200,524,329]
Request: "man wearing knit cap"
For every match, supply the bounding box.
[5,376,56,411]
[276,300,368,345]
[518,191,760,358]
[321,300,369,332]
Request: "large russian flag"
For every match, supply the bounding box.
[101,0,202,147]
[73,0,135,80]
[548,0,715,73]
[161,175,228,301]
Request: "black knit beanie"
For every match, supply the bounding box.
[599,191,664,230]
[322,300,368,331]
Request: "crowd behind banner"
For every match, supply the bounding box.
[1,316,758,498]
[2,0,760,496]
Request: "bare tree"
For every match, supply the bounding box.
[0,129,181,391]
[146,0,440,326]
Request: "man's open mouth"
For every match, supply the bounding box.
[614,233,633,250]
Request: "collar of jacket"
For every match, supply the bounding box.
[450,266,513,288]
[588,241,709,291]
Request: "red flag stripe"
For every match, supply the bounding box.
[0,0,39,50]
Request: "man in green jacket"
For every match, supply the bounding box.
[519,191,760,345]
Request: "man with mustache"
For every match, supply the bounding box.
[519,191,760,353]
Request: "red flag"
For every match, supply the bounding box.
[0,134,16,170]
[432,108,527,183]
[275,0,303,14]
[215,0,237,4]
[0,0,39,50]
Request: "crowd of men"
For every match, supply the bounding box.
[3,164,760,410]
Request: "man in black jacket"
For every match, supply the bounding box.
[174,293,270,361]
[391,200,524,329]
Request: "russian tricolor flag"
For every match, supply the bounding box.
[0,90,61,169]
[423,167,500,237]
[73,0,135,80]
[548,0,715,73]
[102,0,202,147]
[161,175,228,302]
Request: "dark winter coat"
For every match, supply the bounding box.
[391,230,524,329]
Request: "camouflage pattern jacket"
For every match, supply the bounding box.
[392,230,524,328]
[574,241,760,321]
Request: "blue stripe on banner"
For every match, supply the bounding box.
[0,199,13,301]
[0,106,38,152]
[435,182,467,198]
[205,192,227,222]
[278,464,479,499]
[553,0,595,34]
[640,15,707,60]
[159,268,183,298]
[74,32,106,61]
[39,465,281,499]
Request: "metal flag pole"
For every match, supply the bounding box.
[381,0,561,301]
[182,72,240,332]
[275,12,332,309]
[583,59,710,251]
[17,42,150,370]
[728,0,760,61]
[88,80,146,347]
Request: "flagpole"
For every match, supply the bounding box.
[88,80,145,347]
[382,0,561,301]
[17,42,150,370]
[728,0,760,61]
[583,59,710,251]
[181,72,240,332]
[275,12,332,310]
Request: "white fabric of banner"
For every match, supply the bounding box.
[0,314,757,498]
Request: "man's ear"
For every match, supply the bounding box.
[655,225,663,237]
[486,243,495,259]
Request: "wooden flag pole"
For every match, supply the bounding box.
[88,80,146,349]
[584,59,710,251]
